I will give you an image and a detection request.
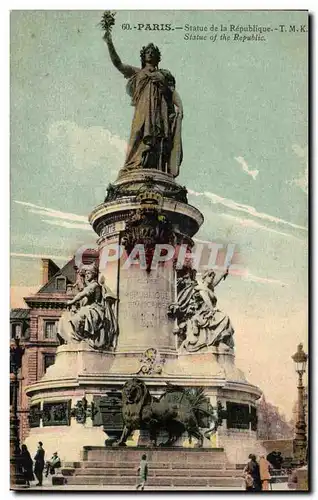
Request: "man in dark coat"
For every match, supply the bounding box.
[34,441,45,486]
[243,454,262,491]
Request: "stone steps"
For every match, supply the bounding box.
[78,460,229,469]
[66,461,232,470]
[71,467,243,478]
[82,446,227,462]
[64,475,244,488]
[61,447,243,489]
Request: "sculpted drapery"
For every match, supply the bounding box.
[104,33,183,177]
[169,269,235,353]
[58,268,118,351]
[124,67,183,175]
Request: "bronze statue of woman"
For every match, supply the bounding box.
[103,18,183,177]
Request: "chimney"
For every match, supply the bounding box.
[41,259,60,285]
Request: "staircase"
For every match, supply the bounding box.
[60,447,244,489]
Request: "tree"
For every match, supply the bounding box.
[257,395,293,440]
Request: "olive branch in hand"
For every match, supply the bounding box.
[99,11,116,33]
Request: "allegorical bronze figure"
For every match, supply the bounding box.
[115,379,217,447]
[101,12,183,177]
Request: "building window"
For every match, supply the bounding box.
[22,327,30,341]
[44,354,56,372]
[44,320,58,340]
[11,323,22,340]
[56,277,66,292]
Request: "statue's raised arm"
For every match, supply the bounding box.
[101,12,138,79]
[103,30,139,79]
[212,267,229,288]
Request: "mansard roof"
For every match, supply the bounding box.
[37,258,77,294]
[10,308,30,320]
[24,254,97,308]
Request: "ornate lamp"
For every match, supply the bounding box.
[292,343,308,375]
[291,343,308,462]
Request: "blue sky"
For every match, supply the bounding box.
[10,10,308,417]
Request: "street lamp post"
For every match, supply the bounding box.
[10,337,25,488]
[291,343,308,462]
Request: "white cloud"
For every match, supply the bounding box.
[47,121,127,173]
[188,189,307,232]
[14,200,91,230]
[220,213,304,240]
[199,266,287,286]
[287,144,308,195]
[234,156,259,180]
[243,271,287,286]
[11,252,68,262]
[15,200,88,222]
[43,219,91,231]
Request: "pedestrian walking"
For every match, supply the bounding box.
[243,454,262,492]
[34,441,45,486]
[136,454,148,491]
[259,455,273,490]
[20,444,34,487]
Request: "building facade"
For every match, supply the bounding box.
[10,258,77,442]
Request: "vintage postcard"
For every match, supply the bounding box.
[10,10,308,491]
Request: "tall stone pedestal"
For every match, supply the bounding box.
[25,169,263,465]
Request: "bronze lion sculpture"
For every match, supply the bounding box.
[115,378,216,447]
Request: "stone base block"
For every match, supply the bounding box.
[24,424,106,462]
[35,345,249,387]
[52,476,66,486]
[81,446,227,463]
[170,350,247,381]
[218,428,266,464]
[40,343,115,381]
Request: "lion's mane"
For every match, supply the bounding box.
[121,379,151,428]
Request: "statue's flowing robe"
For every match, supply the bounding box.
[182,305,235,352]
[58,281,118,350]
[182,284,235,351]
[122,67,182,176]
[176,276,197,314]
[176,280,234,352]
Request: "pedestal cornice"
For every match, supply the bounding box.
[89,197,204,237]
